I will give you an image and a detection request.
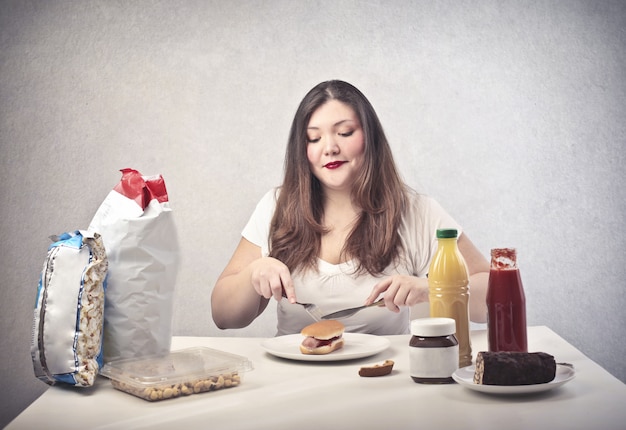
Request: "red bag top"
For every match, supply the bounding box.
[113,168,169,209]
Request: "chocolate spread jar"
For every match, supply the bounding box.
[409,317,459,384]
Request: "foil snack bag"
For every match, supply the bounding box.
[89,168,179,362]
[31,231,108,387]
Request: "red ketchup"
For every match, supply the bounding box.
[487,248,528,352]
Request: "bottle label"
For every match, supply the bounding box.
[409,345,459,378]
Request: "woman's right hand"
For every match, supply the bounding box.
[249,257,296,303]
[213,238,295,329]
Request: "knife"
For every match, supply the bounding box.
[321,298,385,320]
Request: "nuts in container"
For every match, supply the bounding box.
[100,347,253,401]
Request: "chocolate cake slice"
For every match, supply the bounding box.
[474,351,556,385]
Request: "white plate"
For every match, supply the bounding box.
[452,364,575,394]
[261,333,391,361]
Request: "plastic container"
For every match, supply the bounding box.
[100,347,253,401]
[428,229,472,367]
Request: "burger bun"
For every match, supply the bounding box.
[300,320,345,340]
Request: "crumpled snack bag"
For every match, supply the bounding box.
[88,168,179,362]
[31,230,108,387]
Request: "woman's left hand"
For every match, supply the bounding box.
[365,275,429,313]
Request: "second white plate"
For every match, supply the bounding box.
[452,364,575,394]
[261,333,391,362]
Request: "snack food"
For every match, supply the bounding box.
[358,360,395,377]
[100,347,253,402]
[31,231,108,387]
[110,370,242,401]
[473,351,556,385]
[300,320,345,355]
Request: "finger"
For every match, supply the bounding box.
[366,278,391,304]
[393,287,410,307]
[407,286,429,305]
[279,269,296,303]
[269,273,286,302]
[259,277,273,299]
[384,284,401,312]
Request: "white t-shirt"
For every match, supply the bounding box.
[242,188,462,336]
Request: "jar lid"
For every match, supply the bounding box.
[410,317,456,337]
[436,229,458,239]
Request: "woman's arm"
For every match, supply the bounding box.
[211,238,268,329]
[361,232,490,324]
[211,237,296,329]
[457,233,490,323]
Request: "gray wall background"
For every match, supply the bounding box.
[1,0,624,426]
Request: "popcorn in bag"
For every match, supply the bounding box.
[31,230,108,387]
[89,168,179,362]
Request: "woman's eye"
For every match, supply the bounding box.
[339,130,354,137]
[307,137,321,143]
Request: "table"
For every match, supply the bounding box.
[8,326,626,430]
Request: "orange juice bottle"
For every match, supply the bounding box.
[428,229,472,367]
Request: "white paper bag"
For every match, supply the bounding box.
[89,168,179,362]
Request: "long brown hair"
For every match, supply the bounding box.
[269,80,408,275]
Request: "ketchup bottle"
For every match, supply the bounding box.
[487,248,528,352]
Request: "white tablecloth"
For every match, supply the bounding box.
[8,326,626,430]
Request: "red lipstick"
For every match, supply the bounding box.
[324,161,346,169]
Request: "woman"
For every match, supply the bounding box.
[211,80,489,335]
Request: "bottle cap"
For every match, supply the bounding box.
[436,229,458,239]
[490,248,518,269]
[410,317,456,337]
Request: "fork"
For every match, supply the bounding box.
[296,301,325,321]
[282,292,324,321]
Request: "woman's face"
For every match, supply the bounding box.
[306,100,365,194]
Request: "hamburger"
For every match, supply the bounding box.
[299,320,345,355]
